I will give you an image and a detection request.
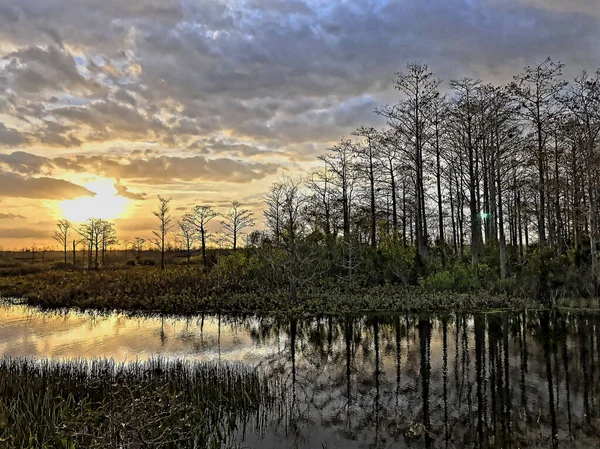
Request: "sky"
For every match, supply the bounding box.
[0,0,599,249]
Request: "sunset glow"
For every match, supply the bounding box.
[58,179,131,222]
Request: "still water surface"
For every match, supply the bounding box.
[2,302,600,448]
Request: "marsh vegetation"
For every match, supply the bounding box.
[0,357,276,449]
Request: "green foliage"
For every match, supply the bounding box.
[379,235,416,284]
[421,270,454,292]
[421,262,497,293]
[1,234,599,313]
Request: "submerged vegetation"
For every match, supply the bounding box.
[0,358,275,449]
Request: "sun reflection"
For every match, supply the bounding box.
[59,178,130,222]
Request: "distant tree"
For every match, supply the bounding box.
[134,237,146,260]
[220,201,255,250]
[377,129,402,237]
[177,217,199,266]
[264,182,285,243]
[185,205,217,267]
[77,218,103,270]
[279,177,306,303]
[52,219,71,264]
[71,238,81,266]
[152,195,173,270]
[99,221,117,266]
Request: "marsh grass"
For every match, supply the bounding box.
[0,357,277,448]
[0,265,538,316]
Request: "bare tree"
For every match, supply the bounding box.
[319,139,356,243]
[99,221,117,266]
[264,182,285,243]
[178,216,199,266]
[353,126,380,249]
[448,78,484,264]
[220,201,255,250]
[77,218,102,270]
[560,70,600,288]
[377,129,402,236]
[152,195,173,270]
[185,205,217,267]
[510,58,566,248]
[133,237,146,260]
[379,63,442,263]
[52,219,71,264]
[267,177,307,303]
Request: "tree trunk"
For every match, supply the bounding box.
[588,169,598,295]
[161,236,165,270]
[369,138,377,250]
[436,120,445,266]
[537,117,547,247]
[497,143,507,280]
[201,228,207,267]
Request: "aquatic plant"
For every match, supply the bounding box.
[0,357,277,449]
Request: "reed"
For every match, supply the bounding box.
[0,357,277,448]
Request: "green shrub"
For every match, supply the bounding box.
[421,270,453,292]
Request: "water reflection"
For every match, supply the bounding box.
[0,304,280,362]
[2,303,600,448]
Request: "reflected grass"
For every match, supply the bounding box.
[0,357,277,449]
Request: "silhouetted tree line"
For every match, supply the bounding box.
[50,58,600,302]
[256,59,600,301]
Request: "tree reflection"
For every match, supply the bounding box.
[250,311,600,448]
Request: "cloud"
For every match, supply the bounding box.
[0,123,29,146]
[114,181,146,200]
[0,213,26,219]
[497,0,600,18]
[0,0,596,161]
[0,227,49,239]
[0,0,599,246]
[0,169,96,200]
[0,151,53,174]
[3,151,279,185]
[3,45,102,95]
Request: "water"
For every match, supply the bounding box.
[2,302,600,448]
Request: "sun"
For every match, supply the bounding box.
[59,178,131,222]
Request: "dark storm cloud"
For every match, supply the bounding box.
[0,0,598,168]
[0,169,96,199]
